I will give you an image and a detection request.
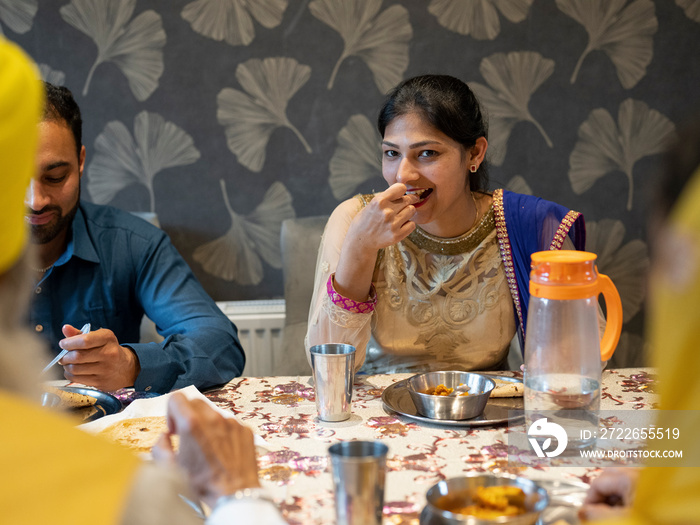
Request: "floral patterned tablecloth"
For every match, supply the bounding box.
[205,368,656,525]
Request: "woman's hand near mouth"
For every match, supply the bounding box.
[333,183,418,303]
[349,183,419,252]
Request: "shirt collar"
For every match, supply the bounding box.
[54,204,99,267]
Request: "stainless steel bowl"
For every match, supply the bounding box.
[421,474,549,525]
[406,371,495,420]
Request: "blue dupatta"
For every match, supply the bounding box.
[494,189,586,350]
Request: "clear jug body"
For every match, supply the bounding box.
[523,295,602,451]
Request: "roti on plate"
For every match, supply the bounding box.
[98,416,171,453]
[45,386,97,408]
[489,378,524,398]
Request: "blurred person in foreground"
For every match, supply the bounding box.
[579,119,700,522]
[28,80,245,394]
[0,37,286,524]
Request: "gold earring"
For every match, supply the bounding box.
[470,165,477,173]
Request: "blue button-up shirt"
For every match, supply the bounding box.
[30,202,245,393]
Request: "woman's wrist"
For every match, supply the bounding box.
[327,273,377,313]
[341,229,382,267]
[334,238,380,303]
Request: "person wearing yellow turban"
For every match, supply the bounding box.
[0,35,140,525]
[0,37,286,525]
[0,39,41,275]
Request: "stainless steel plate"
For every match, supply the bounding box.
[51,386,122,422]
[382,375,523,427]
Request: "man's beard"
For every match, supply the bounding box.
[30,196,80,245]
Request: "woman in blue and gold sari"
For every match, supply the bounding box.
[306,75,585,374]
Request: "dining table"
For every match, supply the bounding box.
[203,367,657,525]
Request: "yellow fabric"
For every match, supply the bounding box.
[0,38,43,273]
[631,166,700,524]
[0,390,141,524]
[596,167,700,525]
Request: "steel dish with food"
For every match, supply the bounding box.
[41,385,122,422]
[406,371,495,420]
[381,379,523,427]
[421,474,548,525]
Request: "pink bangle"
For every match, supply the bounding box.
[326,274,377,313]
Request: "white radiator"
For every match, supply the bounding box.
[217,299,286,378]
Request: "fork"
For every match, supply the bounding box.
[41,322,91,374]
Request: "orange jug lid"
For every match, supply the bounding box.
[530,250,598,285]
[530,252,623,360]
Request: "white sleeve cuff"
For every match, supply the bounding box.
[207,488,287,525]
[207,496,287,525]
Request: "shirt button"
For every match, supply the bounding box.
[35,324,43,332]
[35,287,42,294]
[145,386,151,391]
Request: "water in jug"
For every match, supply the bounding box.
[523,250,622,452]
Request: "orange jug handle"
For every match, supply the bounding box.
[598,273,623,362]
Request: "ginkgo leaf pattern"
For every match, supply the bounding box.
[309,0,412,92]
[505,175,532,195]
[329,114,382,200]
[556,0,657,89]
[59,0,166,101]
[0,0,36,34]
[181,0,287,47]
[217,57,311,172]
[428,0,533,40]
[87,111,201,213]
[13,0,695,370]
[0,0,35,35]
[568,98,675,211]
[470,51,554,166]
[676,0,700,22]
[193,180,295,285]
[38,64,66,86]
[585,219,649,323]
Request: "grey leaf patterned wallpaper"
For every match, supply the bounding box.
[7,0,700,367]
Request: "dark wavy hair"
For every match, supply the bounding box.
[377,75,489,192]
[42,81,82,160]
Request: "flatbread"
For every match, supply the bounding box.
[44,386,96,408]
[489,378,524,398]
[98,416,170,453]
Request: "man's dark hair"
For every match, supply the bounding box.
[42,82,82,160]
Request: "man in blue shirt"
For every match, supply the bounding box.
[28,82,245,393]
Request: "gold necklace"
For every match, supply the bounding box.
[407,193,495,255]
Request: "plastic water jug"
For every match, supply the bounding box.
[523,250,623,452]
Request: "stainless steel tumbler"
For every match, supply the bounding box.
[310,343,355,422]
[329,440,389,525]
